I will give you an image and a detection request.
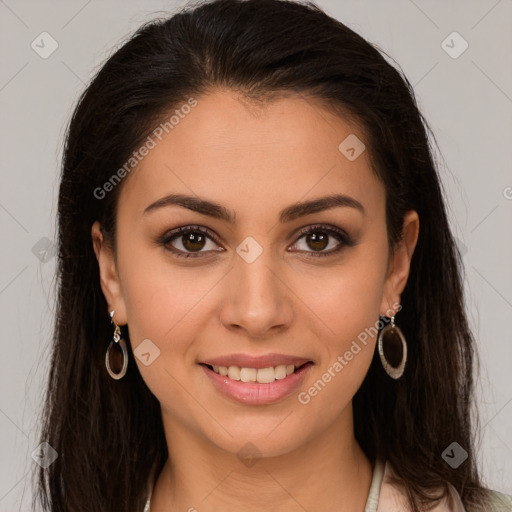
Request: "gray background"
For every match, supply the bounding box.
[0,0,511,509]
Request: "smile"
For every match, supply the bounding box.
[200,361,314,405]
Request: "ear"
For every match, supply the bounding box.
[380,210,419,316]
[91,221,127,324]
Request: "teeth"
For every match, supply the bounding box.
[210,364,299,383]
[274,365,287,380]
[256,367,275,383]
[227,366,241,380]
[240,367,257,382]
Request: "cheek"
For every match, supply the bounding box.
[293,265,384,421]
[116,242,218,420]
[296,248,387,350]
[292,242,388,404]
[120,262,221,355]
[114,231,210,356]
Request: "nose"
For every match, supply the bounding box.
[219,245,294,339]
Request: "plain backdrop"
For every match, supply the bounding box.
[0,0,511,510]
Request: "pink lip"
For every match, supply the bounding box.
[200,362,314,405]
[201,353,311,369]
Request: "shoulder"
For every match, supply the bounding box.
[376,460,512,512]
[485,490,512,512]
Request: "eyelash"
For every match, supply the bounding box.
[157,224,354,259]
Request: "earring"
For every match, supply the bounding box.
[377,313,407,379]
[105,310,128,380]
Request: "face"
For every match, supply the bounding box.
[92,89,418,458]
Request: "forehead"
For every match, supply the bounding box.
[117,89,383,220]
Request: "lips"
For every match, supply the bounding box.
[199,353,314,405]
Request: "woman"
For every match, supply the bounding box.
[35,0,511,510]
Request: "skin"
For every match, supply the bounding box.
[92,89,419,512]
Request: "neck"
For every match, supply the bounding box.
[150,406,373,512]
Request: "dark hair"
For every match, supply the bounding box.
[35,0,493,510]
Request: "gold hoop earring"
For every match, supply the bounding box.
[105,310,128,380]
[377,314,407,379]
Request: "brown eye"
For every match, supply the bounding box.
[180,231,207,252]
[304,232,329,252]
[291,224,354,257]
[159,226,223,258]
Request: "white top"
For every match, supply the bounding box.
[143,458,512,511]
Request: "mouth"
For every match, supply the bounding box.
[199,360,314,405]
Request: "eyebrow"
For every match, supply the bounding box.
[143,193,365,223]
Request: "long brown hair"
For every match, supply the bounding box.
[35,1,493,510]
